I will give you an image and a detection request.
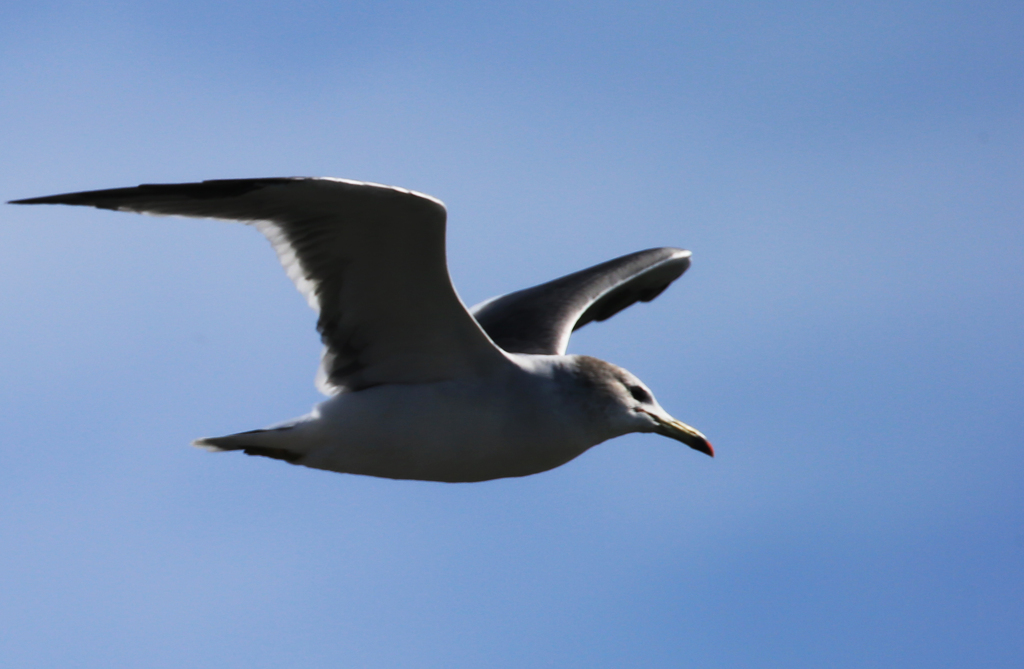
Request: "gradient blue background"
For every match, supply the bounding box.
[2,2,1022,667]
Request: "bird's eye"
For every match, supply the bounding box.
[628,385,652,403]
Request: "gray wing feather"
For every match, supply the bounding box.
[12,178,508,393]
[470,248,691,355]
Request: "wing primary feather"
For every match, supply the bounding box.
[9,178,303,208]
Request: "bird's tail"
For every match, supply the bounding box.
[193,426,304,464]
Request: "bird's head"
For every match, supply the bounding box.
[568,355,713,457]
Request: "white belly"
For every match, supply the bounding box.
[295,375,602,482]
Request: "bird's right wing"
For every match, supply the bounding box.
[470,247,692,355]
[12,178,511,393]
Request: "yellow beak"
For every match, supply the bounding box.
[641,409,714,457]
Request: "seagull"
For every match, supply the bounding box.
[11,178,712,482]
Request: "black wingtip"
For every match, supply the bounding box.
[9,178,308,209]
[9,195,58,205]
[8,193,107,207]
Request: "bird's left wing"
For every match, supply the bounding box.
[470,247,691,355]
[12,178,510,393]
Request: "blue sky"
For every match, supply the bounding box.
[2,2,1022,667]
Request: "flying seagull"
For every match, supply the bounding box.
[11,178,712,482]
